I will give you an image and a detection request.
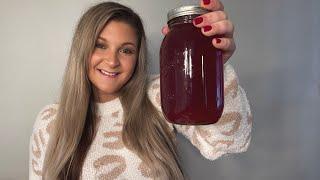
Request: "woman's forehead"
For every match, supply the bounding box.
[98,21,138,46]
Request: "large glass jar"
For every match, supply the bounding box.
[160,5,224,125]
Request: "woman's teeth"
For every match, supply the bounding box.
[99,69,118,77]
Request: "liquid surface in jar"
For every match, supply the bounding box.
[160,21,224,125]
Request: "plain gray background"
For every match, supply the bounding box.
[0,0,319,179]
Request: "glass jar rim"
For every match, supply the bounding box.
[167,5,210,22]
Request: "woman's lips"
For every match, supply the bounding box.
[98,69,119,78]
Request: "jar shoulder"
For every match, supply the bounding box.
[167,24,201,39]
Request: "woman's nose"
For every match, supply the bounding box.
[104,51,120,68]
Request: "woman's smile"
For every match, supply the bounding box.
[98,68,120,78]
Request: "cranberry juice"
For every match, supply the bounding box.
[160,15,224,125]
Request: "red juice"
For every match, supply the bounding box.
[160,7,224,125]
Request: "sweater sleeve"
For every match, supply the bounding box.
[29,104,58,180]
[147,63,253,161]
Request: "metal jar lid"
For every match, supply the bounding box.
[167,5,210,22]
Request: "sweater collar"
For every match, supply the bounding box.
[96,97,122,117]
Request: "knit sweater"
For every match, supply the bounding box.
[29,63,252,180]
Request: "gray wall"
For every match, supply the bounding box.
[0,0,319,179]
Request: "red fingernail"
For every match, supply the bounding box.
[203,26,212,32]
[203,0,210,5]
[216,38,222,44]
[193,17,203,25]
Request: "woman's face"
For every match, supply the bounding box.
[88,20,138,102]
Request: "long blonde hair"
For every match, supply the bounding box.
[42,2,184,179]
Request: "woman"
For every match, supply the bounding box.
[29,0,252,179]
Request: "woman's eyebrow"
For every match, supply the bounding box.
[122,42,136,47]
[97,36,107,41]
[97,36,136,47]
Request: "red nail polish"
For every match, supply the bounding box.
[193,17,203,25]
[216,38,222,44]
[203,26,212,32]
[203,0,210,5]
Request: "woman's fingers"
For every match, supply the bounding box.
[212,37,236,63]
[199,0,235,63]
[213,37,235,51]
[200,20,234,38]
[161,25,170,35]
[193,11,228,26]
[201,0,224,11]
[193,10,233,38]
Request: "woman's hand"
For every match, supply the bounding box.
[162,0,235,64]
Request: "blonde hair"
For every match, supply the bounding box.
[42,2,184,179]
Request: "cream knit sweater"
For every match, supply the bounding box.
[29,63,252,179]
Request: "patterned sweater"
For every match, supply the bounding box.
[29,63,252,180]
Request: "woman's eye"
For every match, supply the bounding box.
[95,43,106,49]
[120,48,134,54]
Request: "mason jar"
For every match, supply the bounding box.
[160,5,224,125]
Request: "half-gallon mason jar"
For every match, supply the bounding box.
[160,5,224,125]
